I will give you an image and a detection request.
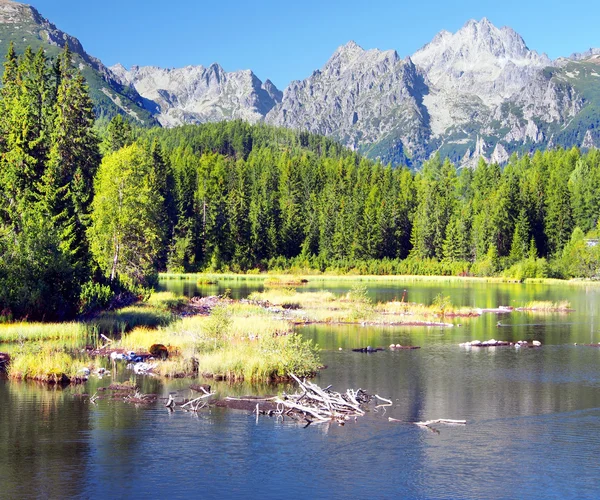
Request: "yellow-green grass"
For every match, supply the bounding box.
[519,300,572,311]
[193,334,319,382]
[90,303,176,336]
[374,300,479,318]
[0,322,87,344]
[8,348,93,384]
[116,300,319,381]
[145,291,189,311]
[249,289,336,308]
[247,289,465,325]
[523,278,600,286]
[264,276,308,287]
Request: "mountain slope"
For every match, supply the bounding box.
[265,42,429,165]
[3,1,599,165]
[110,63,281,128]
[0,0,157,125]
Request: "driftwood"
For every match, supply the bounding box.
[164,385,217,413]
[264,373,377,425]
[389,417,467,433]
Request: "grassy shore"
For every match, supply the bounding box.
[161,272,517,284]
[1,292,321,384]
[247,287,474,326]
[1,284,575,385]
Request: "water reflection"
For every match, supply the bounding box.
[2,279,600,498]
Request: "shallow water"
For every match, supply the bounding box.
[2,279,600,499]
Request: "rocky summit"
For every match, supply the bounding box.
[1,0,599,166]
[112,18,599,167]
[110,63,282,128]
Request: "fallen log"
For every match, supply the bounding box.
[352,346,384,353]
[389,417,467,432]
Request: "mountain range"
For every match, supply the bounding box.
[1,0,599,166]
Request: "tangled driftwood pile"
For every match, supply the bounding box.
[224,374,391,425]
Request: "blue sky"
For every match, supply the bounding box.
[29,0,600,89]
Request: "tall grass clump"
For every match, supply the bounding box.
[8,346,91,383]
[520,300,572,311]
[198,333,320,382]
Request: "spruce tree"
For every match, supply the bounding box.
[42,44,100,281]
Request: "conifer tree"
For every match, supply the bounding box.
[104,114,134,153]
[42,44,100,280]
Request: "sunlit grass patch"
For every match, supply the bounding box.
[249,289,336,308]
[519,300,572,311]
[8,346,93,383]
[197,334,320,382]
[90,304,176,336]
[264,276,308,287]
[0,322,86,344]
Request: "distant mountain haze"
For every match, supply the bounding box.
[1,0,599,166]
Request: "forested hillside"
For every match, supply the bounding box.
[138,122,600,280]
[2,41,600,322]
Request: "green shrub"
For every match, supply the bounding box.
[79,281,114,314]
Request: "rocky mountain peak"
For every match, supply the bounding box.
[413,18,549,74]
[111,63,281,128]
[412,17,552,120]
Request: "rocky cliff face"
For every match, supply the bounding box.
[265,42,430,164]
[111,63,282,127]
[262,18,594,166]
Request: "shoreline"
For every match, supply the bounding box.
[160,272,600,287]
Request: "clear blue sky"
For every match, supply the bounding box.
[28,0,600,89]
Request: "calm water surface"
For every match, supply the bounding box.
[1,279,600,499]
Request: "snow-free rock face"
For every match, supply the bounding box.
[265,42,430,163]
[108,17,599,166]
[412,18,551,106]
[262,19,593,166]
[111,63,282,127]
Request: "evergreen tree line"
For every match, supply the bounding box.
[132,123,600,280]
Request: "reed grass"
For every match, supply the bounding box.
[520,300,572,311]
[8,347,92,383]
[196,334,319,381]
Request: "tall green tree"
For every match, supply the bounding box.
[41,44,100,280]
[88,143,163,288]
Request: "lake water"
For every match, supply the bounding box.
[2,279,600,499]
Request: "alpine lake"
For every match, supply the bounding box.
[1,277,600,499]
